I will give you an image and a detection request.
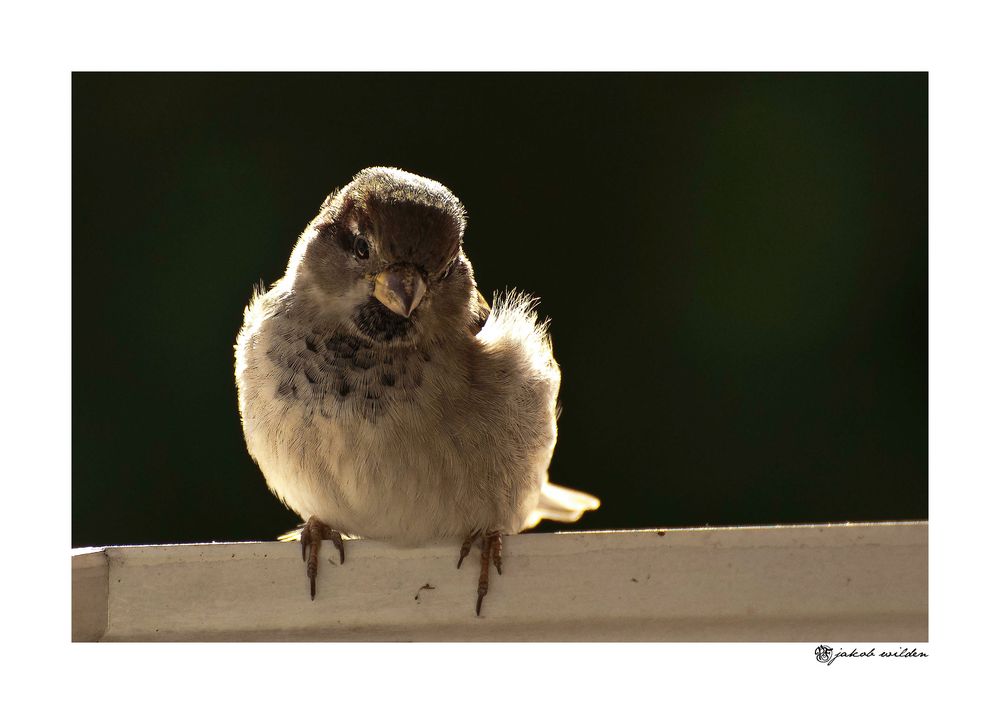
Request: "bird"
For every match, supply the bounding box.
[234,166,600,615]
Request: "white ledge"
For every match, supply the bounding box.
[72,522,927,642]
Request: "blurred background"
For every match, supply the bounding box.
[72,73,927,547]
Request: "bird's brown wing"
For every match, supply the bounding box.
[472,289,491,334]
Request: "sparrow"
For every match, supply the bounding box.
[234,166,599,614]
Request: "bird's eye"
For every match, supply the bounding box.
[441,257,457,280]
[353,235,370,260]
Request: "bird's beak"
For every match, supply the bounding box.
[373,265,427,318]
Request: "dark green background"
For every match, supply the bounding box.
[72,73,927,547]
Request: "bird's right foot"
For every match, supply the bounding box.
[457,530,503,616]
[300,516,345,600]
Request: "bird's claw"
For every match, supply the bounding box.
[466,531,502,616]
[457,532,475,569]
[300,516,345,600]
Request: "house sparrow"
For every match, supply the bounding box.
[234,166,599,614]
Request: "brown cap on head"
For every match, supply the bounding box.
[344,167,465,275]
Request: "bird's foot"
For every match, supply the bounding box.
[457,531,476,569]
[457,530,503,616]
[300,516,345,600]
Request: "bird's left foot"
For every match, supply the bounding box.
[457,530,503,616]
[300,516,345,600]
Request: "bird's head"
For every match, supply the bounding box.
[286,167,482,344]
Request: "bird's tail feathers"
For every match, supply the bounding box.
[522,481,601,530]
[278,527,302,542]
[277,526,358,542]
